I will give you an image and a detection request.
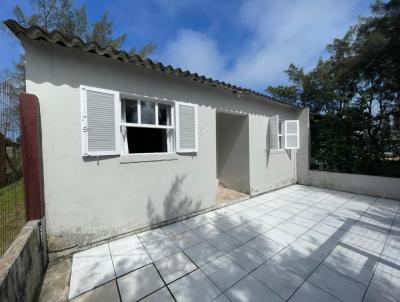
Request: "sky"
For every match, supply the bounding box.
[0,0,372,92]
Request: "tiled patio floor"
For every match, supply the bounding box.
[68,185,400,302]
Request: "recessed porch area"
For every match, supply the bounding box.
[216,112,250,206]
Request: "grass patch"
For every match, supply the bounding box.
[0,179,25,255]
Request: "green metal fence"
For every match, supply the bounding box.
[0,77,25,256]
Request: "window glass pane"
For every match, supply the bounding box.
[124,99,138,123]
[141,101,155,124]
[127,127,167,153]
[278,121,283,135]
[158,104,171,126]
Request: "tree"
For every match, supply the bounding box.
[267,0,400,177]
[2,0,157,93]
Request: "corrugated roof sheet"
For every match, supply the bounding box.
[4,19,298,108]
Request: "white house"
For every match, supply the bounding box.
[6,20,309,252]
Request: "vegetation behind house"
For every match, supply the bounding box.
[267,0,400,177]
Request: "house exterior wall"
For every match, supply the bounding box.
[216,113,250,194]
[23,38,302,251]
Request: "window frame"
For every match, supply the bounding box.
[284,120,300,149]
[277,119,284,150]
[120,94,175,155]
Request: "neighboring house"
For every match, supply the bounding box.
[5,20,309,252]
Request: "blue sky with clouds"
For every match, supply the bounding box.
[1,0,372,92]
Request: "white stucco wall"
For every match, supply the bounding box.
[23,38,302,251]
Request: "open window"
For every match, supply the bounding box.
[284,120,300,149]
[269,115,300,150]
[121,98,174,154]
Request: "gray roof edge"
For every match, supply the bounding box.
[4,19,302,110]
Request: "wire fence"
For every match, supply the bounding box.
[0,76,25,256]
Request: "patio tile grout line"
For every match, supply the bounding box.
[107,243,123,302]
[282,194,361,302]
[360,203,398,302]
[68,248,119,301]
[288,195,380,302]
[176,191,335,301]
[173,189,355,300]
[136,232,179,302]
[68,187,390,302]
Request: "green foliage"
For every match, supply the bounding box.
[0,179,25,255]
[267,0,400,177]
[2,0,157,93]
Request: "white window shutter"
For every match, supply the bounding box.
[269,115,279,150]
[81,86,121,156]
[284,120,300,149]
[175,102,198,153]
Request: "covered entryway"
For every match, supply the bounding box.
[216,112,250,205]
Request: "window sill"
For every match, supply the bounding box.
[120,153,178,164]
[270,149,286,154]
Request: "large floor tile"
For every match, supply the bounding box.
[141,287,175,302]
[252,260,304,300]
[69,248,115,299]
[308,264,367,302]
[225,275,283,302]
[111,245,152,277]
[172,230,204,250]
[340,232,385,255]
[202,255,247,291]
[246,235,285,259]
[363,286,397,302]
[312,223,346,239]
[375,256,400,279]
[368,267,400,301]
[145,238,180,261]
[276,222,309,237]
[155,252,196,284]
[323,245,378,284]
[227,225,259,243]
[257,214,285,226]
[207,232,242,253]
[192,224,223,240]
[162,222,190,237]
[212,216,243,232]
[69,280,120,302]
[300,230,339,251]
[108,235,142,253]
[264,228,298,246]
[183,215,213,229]
[226,244,268,272]
[272,248,319,279]
[168,269,221,302]
[289,238,330,263]
[184,241,223,266]
[211,294,231,302]
[138,229,168,245]
[382,244,400,260]
[71,244,112,273]
[288,281,341,302]
[245,219,274,234]
[290,216,317,228]
[117,264,164,302]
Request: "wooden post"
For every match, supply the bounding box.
[19,93,45,221]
